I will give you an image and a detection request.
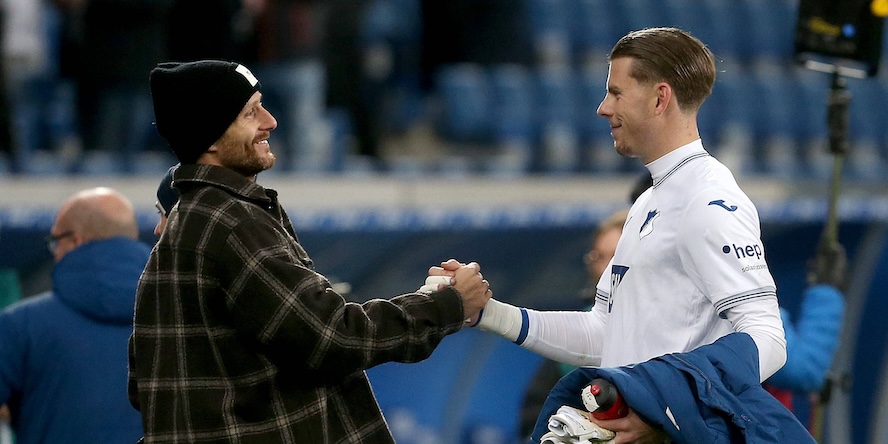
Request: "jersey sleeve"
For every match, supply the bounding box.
[523,308,604,367]
[678,187,777,314]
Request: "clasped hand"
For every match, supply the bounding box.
[427,259,491,324]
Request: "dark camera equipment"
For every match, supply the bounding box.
[794,0,885,77]
[793,2,885,441]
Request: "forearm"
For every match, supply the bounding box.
[476,299,603,367]
[724,297,787,381]
[229,251,465,375]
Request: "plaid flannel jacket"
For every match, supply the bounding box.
[128,164,465,443]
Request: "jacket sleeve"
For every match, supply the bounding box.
[0,306,26,406]
[531,333,815,444]
[217,218,466,380]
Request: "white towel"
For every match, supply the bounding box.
[541,405,615,443]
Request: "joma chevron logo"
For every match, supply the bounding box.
[708,200,738,212]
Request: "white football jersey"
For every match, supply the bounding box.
[594,140,776,367]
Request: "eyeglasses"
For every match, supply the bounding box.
[45,231,74,253]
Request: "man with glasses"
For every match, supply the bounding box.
[0,187,149,443]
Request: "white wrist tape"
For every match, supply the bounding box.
[475,298,524,343]
[417,275,452,294]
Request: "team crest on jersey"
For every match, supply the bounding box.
[608,265,629,313]
[639,209,659,239]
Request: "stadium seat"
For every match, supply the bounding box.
[367,328,491,444]
[700,0,747,63]
[662,0,712,44]
[792,68,832,178]
[613,0,670,34]
[433,64,493,144]
[488,64,536,174]
[709,64,762,174]
[458,339,545,444]
[569,0,620,67]
[742,0,796,64]
[534,66,580,173]
[753,64,806,177]
[525,0,572,66]
[489,64,535,146]
[845,77,887,180]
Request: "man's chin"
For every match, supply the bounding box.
[614,143,633,158]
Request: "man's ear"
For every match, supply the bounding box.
[654,82,672,114]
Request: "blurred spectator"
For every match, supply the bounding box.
[0,187,149,442]
[52,0,172,173]
[418,0,533,92]
[0,5,16,170]
[0,405,9,444]
[322,0,381,160]
[167,0,255,63]
[252,0,328,172]
[1,0,53,173]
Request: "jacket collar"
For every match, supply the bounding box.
[173,164,274,205]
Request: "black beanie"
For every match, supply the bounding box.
[156,164,180,216]
[150,60,261,164]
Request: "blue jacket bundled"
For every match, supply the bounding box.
[532,333,814,443]
[0,238,149,444]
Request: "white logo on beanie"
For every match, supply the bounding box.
[235,64,259,87]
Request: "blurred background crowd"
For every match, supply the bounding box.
[0,0,886,180]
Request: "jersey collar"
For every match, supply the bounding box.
[645,139,708,187]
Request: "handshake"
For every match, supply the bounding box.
[417,259,492,325]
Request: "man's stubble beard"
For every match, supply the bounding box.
[216,136,275,177]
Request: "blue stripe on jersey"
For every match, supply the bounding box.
[715,286,778,318]
[516,308,530,345]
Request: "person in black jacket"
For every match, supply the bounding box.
[129,60,492,442]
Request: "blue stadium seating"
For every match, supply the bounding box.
[711,65,762,137]
[489,64,536,145]
[367,329,485,443]
[367,324,546,444]
[613,0,669,35]
[845,77,888,179]
[433,64,493,144]
[526,0,573,66]
[741,0,796,63]
[662,0,713,46]
[534,67,581,173]
[700,0,748,63]
[459,339,545,444]
[569,0,621,65]
[8,0,884,181]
